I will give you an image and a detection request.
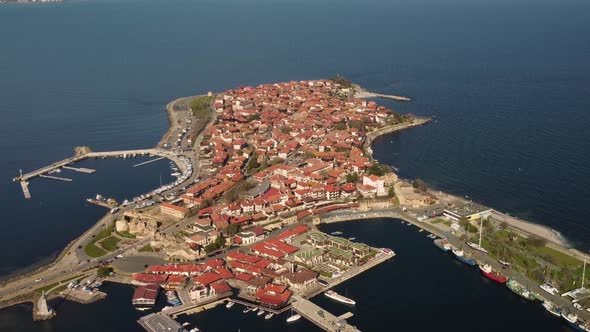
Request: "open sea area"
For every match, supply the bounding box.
[0,0,589,330]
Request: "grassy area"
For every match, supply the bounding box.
[99,236,120,252]
[84,226,113,258]
[530,246,582,270]
[431,218,445,224]
[190,96,214,118]
[116,230,136,239]
[443,221,451,227]
[139,244,153,252]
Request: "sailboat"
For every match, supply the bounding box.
[539,267,559,295]
[498,247,511,268]
[467,218,488,253]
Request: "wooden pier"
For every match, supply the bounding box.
[291,296,360,332]
[62,165,96,173]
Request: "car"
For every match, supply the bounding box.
[34,278,44,282]
[115,254,125,259]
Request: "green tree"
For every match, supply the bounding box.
[331,75,352,88]
[97,267,113,278]
[388,186,395,197]
[247,156,260,171]
[333,122,347,130]
[412,178,428,192]
[346,172,359,183]
[226,224,241,237]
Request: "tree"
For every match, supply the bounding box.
[333,122,347,130]
[367,163,390,176]
[388,186,395,197]
[97,267,113,278]
[412,178,428,192]
[247,156,260,171]
[346,172,358,183]
[348,119,364,131]
[331,75,352,88]
[226,224,241,237]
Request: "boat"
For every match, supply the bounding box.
[331,231,343,235]
[348,237,356,241]
[264,313,274,320]
[434,238,451,252]
[110,207,119,214]
[251,307,258,313]
[466,218,488,253]
[324,290,356,305]
[418,229,424,233]
[225,301,234,308]
[257,310,265,316]
[574,303,584,311]
[542,301,562,317]
[539,283,559,295]
[182,322,190,327]
[452,248,476,266]
[243,307,252,313]
[506,279,537,301]
[562,310,578,324]
[479,264,508,283]
[286,309,301,323]
[498,259,511,268]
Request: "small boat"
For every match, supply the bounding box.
[264,313,274,320]
[434,238,451,252]
[287,313,301,323]
[506,279,537,301]
[574,303,584,311]
[562,310,578,324]
[418,229,424,233]
[331,231,343,236]
[225,301,234,308]
[479,264,507,283]
[498,259,511,268]
[452,248,476,266]
[467,241,488,254]
[542,301,562,317]
[539,283,559,295]
[257,310,265,316]
[182,322,190,327]
[348,237,356,241]
[251,307,258,313]
[324,290,356,305]
[243,307,252,313]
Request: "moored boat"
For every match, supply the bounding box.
[434,238,451,252]
[324,290,356,305]
[542,301,562,317]
[264,312,274,320]
[452,248,476,266]
[225,301,234,308]
[467,241,488,254]
[479,264,507,283]
[506,279,537,301]
[331,231,343,235]
[286,313,301,323]
[243,307,251,313]
[498,259,511,268]
[539,283,559,295]
[257,309,265,316]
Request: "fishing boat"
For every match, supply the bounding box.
[542,301,562,317]
[243,307,252,313]
[562,310,579,325]
[264,313,274,320]
[324,290,356,305]
[506,279,537,301]
[539,283,559,295]
[225,301,234,308]
[257,309,265,316]
[434,238,451,252]
[452,247,476,266]
[479,264,508,283]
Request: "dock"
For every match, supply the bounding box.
[20,181,31,199]
[39,174,73,182]
[133,156,165,167]
[355,90,411,101]
[62,165,96,173]
[291,296,360,332]
[138,313,185,332]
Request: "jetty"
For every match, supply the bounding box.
[138,313,185,332]
[354,89,411,101]
[133,156,165,167]
[39,174,73,182]
[292,296,359,332]
[62,165,96,173]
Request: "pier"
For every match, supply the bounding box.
[291,296,360,332]
[354,90,411,101]
[133,156,165,167]
[62,165,96,173]
[138,313,185,332]
[39,174,73,182]
[20,181,31,199]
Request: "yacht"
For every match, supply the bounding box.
[264,313,274,320]
[324,290,355,305]
[539,283,559,295]
[257,310,265,316]
[225,301,234,308]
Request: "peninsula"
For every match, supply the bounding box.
[2,78,590,331]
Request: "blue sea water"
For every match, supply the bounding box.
[0,0,589,330]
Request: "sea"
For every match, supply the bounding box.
[0,0,589,330]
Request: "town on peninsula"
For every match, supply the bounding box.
[2,77,590,332]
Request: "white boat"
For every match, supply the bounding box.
[562,311,578,324]
[467,241,488,253]
[542,301,562,317]
[225,301,234,308]
[182,322,190,327]
[110,207,119,214]
[331,231,343,235]
[257,310,265,316]
[539,283,559,295]
[324,290,355,305]
[286,313,301,323]
[348,237,356,241]
[251,307,258,313]
[574,303,584,311]
[264,313,274,320]
[243,307,251,313]
[418,229,424,233]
